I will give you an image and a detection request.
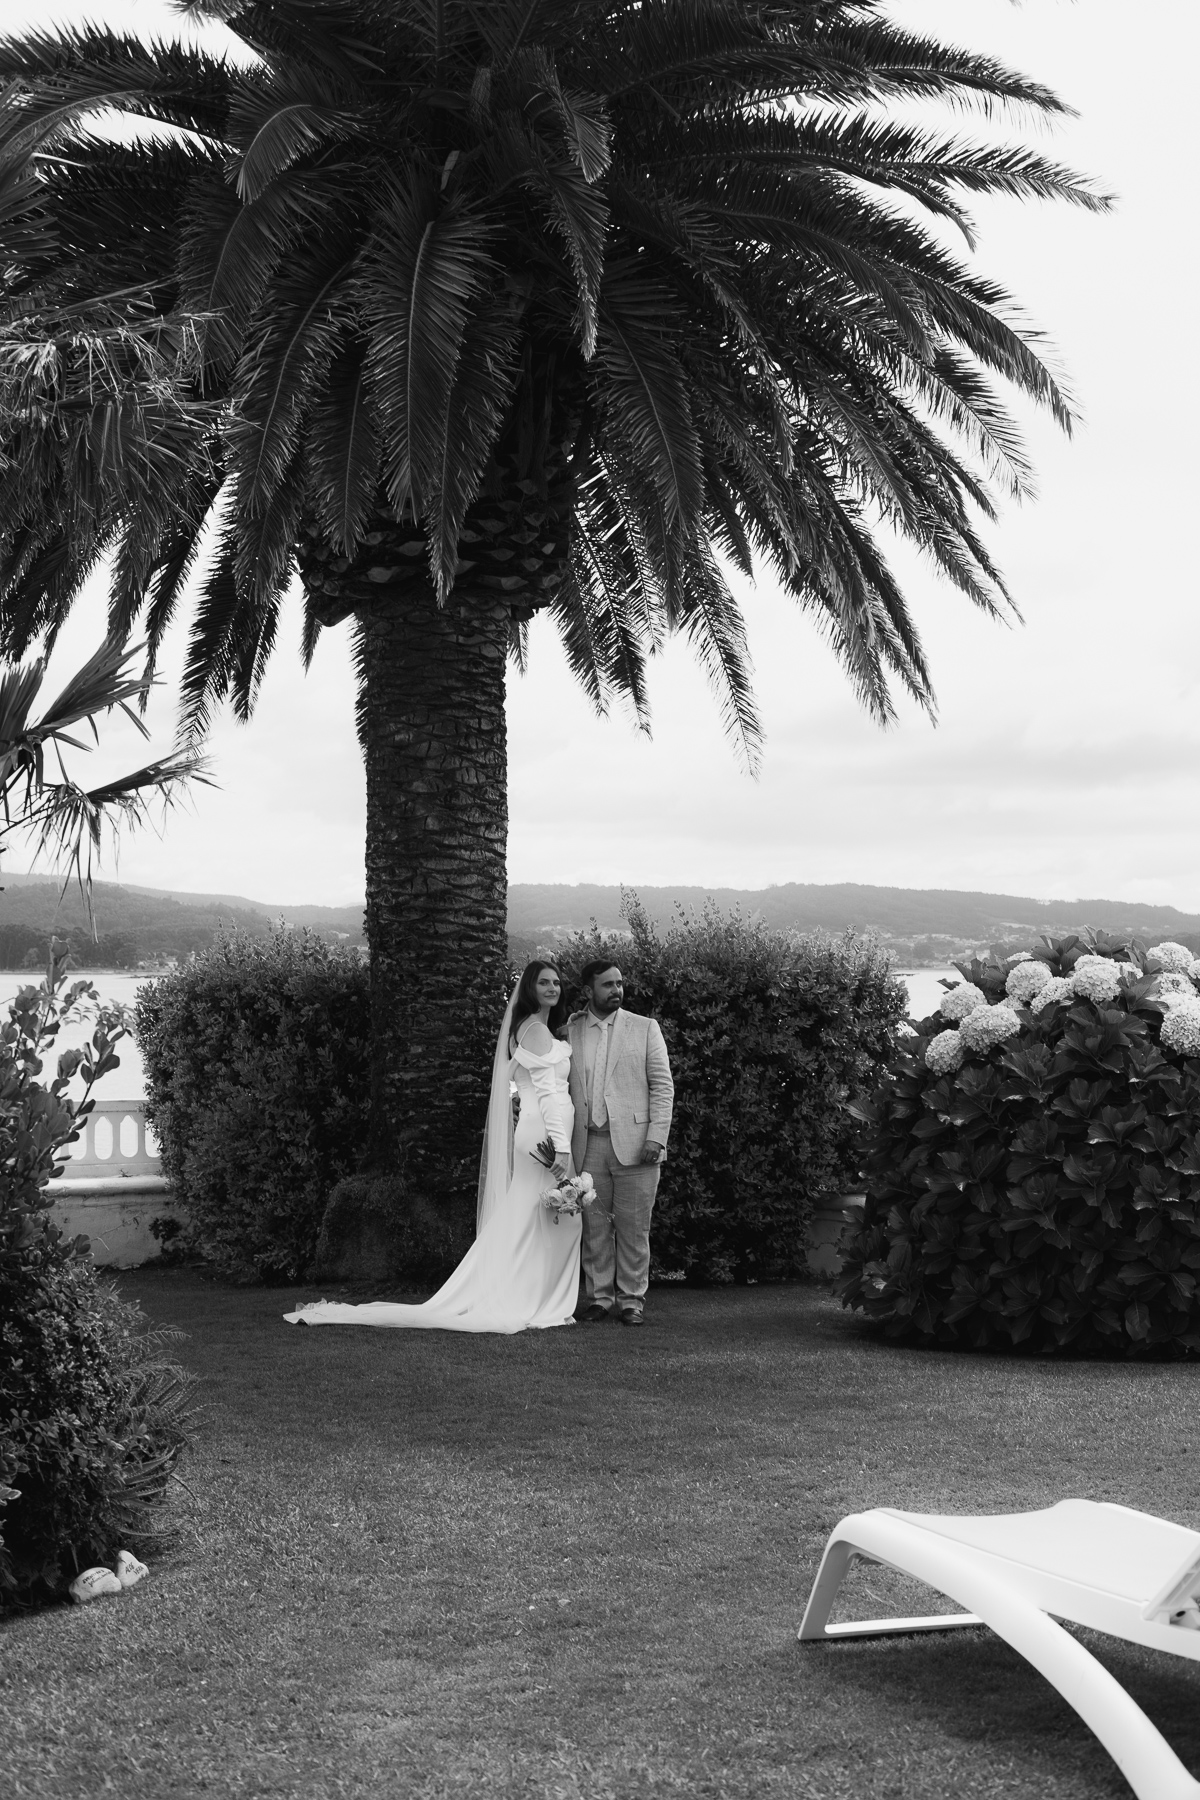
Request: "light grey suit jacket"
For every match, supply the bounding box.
[567,1008,674,1170]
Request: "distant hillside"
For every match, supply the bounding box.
[0,871,366,969]
[1,870,364,927]
[505,882,1200,963]
[5,870,1199,971]
[118,881,365,930]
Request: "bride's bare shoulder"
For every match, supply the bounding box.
[515,1017,555,1053]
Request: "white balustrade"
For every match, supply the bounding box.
[49,1098,175,1270]
[61,1099,163,1177]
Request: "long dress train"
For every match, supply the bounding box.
[283,1039,579,1334]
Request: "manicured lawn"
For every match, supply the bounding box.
[5,1271,1200,1799]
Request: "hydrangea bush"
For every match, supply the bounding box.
[958,1002,1021,1055]
[939,982,986,1022]
[841,932,1200,1355]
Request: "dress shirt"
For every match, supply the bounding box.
[583,1009,616,1128]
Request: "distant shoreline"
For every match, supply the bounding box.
[5,868,1196,978]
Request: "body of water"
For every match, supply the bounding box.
[0,969,161,1101]
[898,966,958,1022]
[0,962,958,1103]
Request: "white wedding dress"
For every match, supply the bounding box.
[283,1024,580,1335]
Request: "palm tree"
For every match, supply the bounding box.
[0,2,1105,1241]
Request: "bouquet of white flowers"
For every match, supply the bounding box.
[530,1137,596,1221]
[541,1172,595,1224]
[529,1137,595,1220]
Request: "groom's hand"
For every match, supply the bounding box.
[641,1140,665,1165]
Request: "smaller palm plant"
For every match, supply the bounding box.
[0,633,212,911]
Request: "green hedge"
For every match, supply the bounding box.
[131,908,903,1289]
[559,899,905,1283]
[840,933,1200,1355]
[135,929,371,1282]
[1,949,195,1608]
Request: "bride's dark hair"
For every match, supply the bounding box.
[509,960,569,1048]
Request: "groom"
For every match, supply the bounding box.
[568,962,674,1327]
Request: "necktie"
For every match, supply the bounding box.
[591,1021,609,1127]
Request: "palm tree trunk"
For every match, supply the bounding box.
[299,469,574,1272]
[356,575,511,1203]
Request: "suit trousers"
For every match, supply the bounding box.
[579,1128,660,1315]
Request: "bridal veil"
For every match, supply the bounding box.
[476,981,519,1234]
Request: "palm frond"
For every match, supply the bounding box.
[109,466,225,675]
[178,166,347,375]
[36,634,152,736]
[427,296,524,597]
[306,339,379,556]
[225,243,356,515]
[514,45,614,183]
[176,525,241,746]
[0,28,233,144]
[646,506,761,773]
[594,282,704,532]
[228,62,368,202]
[0,634,214,916]
[360,182,498,528]
[486,117,609,357]
[25,746,216,913]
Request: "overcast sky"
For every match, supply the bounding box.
[4,0,1198,911]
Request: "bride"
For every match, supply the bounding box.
[283,961,582,1334]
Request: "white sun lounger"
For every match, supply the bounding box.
[799,1499,1200,1800]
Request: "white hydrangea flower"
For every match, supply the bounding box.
[1069,961,1122,1005]
[1005,959,1052,1003]
[1030,976,1073,1014]
[1161,1000,1200,1057]
[1149,941,1195,974]
[1116,961,1142,981]
[1072,954,1112,972]
[924,1029,965,1075]
[1155,971,1194,996]
[1158,985,1200,1012]
[939,982,986,1022]
[1190,959,1200,983]
[958,1003,1023,1054]
[1006,951,1033,964]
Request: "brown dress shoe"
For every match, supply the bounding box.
[578,1303,611,1323]
[617,1309,644,1327]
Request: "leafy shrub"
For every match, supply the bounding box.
[1,1258,196,1606]
[0,945,196,1608]
[135,928,370,1282]
[559,898,905,1283]
[841,932,1200,1355]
